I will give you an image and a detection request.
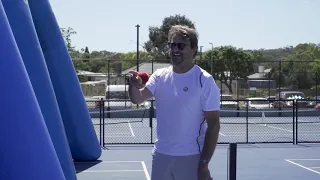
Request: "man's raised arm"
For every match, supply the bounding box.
[128,70,153,104]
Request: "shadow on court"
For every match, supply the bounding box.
[74,160,103,173]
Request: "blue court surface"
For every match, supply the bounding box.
[84,115,320,179]
[75,144,320,180]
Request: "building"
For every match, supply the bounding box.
[121,62,172,75]
[247,66,276,89]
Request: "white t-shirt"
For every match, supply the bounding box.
[145,65,220,156]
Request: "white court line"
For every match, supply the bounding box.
[128,122,135,137]
[220,131,288,134]
[285,159,320,175]
[74,161,142,164]
[105,132,133,135]
[285,159,320,161]
[266,125,293,132]
[141,161,151,180]
[219,133,320,136]
[105,135,134,138]
[248,120,293,133]
[104,121,136,137]
[219,132,226,136]
[76,160,151,179]
[220,131,320,134]
[77,170,144,173]
[299,119,320,123]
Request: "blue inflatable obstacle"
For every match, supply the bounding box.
[28,0,102,161]
[0,1,65,180]
[2,0,77,179]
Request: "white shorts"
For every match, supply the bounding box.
[151,151,212,180]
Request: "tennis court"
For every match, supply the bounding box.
[84,108,320,179]
[92,114,320,144]
[75,144,320,180]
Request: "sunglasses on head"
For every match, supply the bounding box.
[168,42,187,50]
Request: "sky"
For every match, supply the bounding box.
[50,0,320,53]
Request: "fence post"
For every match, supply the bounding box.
[236,100,240,117]
[99,98,103,146]
[278,60,282,102]
[316,72,319,103]
[246,101,249,143]
[102,99,105,146]
[292,100,295,145]
[151,59,154,73]
[295,99,299,144]
[149,100,155,144]
[107,60,110,118]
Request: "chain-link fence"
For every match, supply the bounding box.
[75,57,319,145]
[295,99,320,143]
[219,100,296,144]
[86,99,320,146]
[75,59,319,101]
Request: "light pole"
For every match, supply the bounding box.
[195,46,203,64]
[209,42,213,75]
[200,46,203,60]
[135,24,140,71]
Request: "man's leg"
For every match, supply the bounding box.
[151,151,175,180]
[172,154,213,180]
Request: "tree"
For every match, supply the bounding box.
[311,59,320,89]
[312,59,320,73]
[82,46,90,62]
[60,27,89,74]
[200,46,255,93]
[144,14,196,61]
[60,27,77,53]
[269,43,320,90]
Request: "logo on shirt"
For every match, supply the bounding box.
[183,87,188,92]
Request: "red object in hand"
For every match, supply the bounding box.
[137,72,149,85]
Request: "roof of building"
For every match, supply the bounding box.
[122,62,171,74]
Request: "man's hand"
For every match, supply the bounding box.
[128,70,144,89]
[127,70,153,104]
[198,164,213,180]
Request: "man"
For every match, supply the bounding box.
[128,25,221,180]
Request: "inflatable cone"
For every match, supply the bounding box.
[0,1,66,179]
[2,0,77,179]
[28,0,101,161]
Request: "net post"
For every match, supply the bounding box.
[228,143,237,180]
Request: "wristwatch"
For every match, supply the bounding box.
[199,159,210,164]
